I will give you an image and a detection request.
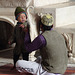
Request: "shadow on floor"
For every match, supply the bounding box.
[0,48,13,59]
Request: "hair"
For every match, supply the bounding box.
[39,20,53,31]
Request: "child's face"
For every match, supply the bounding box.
[17,13,26,23]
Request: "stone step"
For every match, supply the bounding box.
[68,63,75,67]
[33,0,70,7]
[35,2,75,27]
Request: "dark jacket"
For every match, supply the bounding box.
[9,22,29,54]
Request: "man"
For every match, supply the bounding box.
[16,14,68,75]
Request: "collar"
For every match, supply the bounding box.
[17,22,23,25]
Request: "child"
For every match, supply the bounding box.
[8,6,30,68]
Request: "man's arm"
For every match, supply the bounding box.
[25,34,46,52]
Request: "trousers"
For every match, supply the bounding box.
[16,60,62,75]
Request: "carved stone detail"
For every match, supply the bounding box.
[0,0,27,7]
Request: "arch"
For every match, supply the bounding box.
[0,16,15,27]
[0,16,15,50]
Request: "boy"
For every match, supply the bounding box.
[8,7,30,68]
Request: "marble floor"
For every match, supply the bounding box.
[0,48,13,66]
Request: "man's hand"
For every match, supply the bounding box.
[19,24,28,32]
[8,41,11,45]
[19,24,25,28]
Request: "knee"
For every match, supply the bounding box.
[16,60,27,68]
[16,60,22,67]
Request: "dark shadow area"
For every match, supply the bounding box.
[0,48,13,59]
[0,21,13,50]
[0,21,14,59]
[0,63,19,74]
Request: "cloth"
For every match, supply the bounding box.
[25,34,46,52]
[9,22,30,54]
[15,6,26,18]
[16,60,62,75]
[41,30,68,74]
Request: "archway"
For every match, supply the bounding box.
[0,17,14,50]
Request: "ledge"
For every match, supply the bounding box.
[35,2,75,13]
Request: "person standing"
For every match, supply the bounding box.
[8,7,30,68]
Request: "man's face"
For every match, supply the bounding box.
[17,13,26,23]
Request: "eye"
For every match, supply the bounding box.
[23,15,26,17]
[19,16,22,19]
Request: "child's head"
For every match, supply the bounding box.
[15,7,27,23]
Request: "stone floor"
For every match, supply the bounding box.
[0,58,13,66]
[0,48,13,66]
[0,48,36,66]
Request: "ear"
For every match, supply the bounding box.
[26,14,27,19]
[40,24,42,28]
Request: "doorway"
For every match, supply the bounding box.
[0,21,13,50]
